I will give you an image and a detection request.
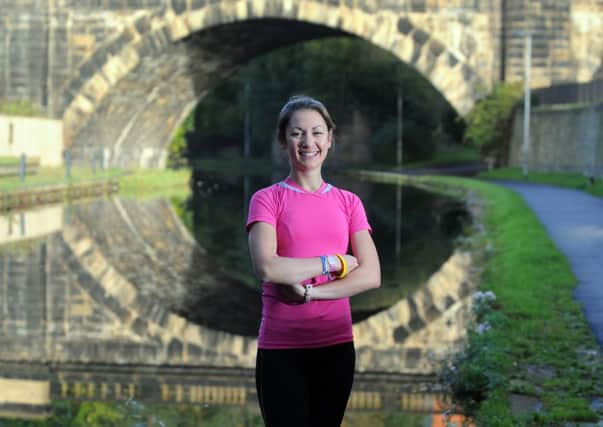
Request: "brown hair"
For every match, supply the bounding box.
[276,95,336,146]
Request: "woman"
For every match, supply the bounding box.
[246,95,381,427]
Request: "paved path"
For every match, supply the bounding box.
[499,181,603,346]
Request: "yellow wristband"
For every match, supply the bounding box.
[335,254,348,279]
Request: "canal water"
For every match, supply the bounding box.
[0,170,474,426]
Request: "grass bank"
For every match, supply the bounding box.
[356,170,603,425]
[0,99,46,117]
[479,167,603,198]
[0,156,20,166]
[0,167,191,196]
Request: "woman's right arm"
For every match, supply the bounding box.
[248,221,357,285]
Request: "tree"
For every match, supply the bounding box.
[171,36,463,167]
[463,82,523,167]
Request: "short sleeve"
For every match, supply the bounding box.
[349,193,372,234]
[246,188,278,231]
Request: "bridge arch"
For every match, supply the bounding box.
[61,1,485,168]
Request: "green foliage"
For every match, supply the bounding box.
[117,168,190,197]
[463,82,523,165]
[439,297,510,415]
[0,98,45,117]
[71,402,124,426]
[0,400,264,427]
[181,37,463,165]
[167,113,194,169]
[431,176,600,424]
[0,156,20,165]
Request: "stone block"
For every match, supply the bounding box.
[167,15,189,41]
[368,12,396,49]
[247,0,266,19]
[80,73,111,106]
[280,0,299,18]
[172,0,187,15]
[393,325,411,342]
[185,8,208,31]
[391,34,415,64]
[134,14,151,34]
[263,0,284,17]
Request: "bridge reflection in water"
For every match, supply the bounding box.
[0,188,478,423]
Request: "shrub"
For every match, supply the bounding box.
[0,98,45,117]
[167,113,194,169]
[463,82,523,167]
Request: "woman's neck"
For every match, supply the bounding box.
[288,170,324,192]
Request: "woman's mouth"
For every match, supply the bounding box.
[299,150,319,157]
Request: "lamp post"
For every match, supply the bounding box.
[396,81,403,168]
[393,61,404,258]
[244,80,251,158]
[522,32,532,178]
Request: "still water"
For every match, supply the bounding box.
[0,170,475,426]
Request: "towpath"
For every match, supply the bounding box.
[499,181,603,345]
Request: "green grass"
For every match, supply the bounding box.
[117,168,191,198]
[0,156,20,166]
[355,170,602,425]
[0,167,192,201]
[0,167,124,192]
[0,99,46,117]
[402,145,480,169]
[479,167,603,198]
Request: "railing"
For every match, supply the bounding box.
[533,79,603,105]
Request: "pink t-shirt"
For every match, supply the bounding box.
[246,177,372,349]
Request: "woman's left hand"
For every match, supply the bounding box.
[278,283,305,303]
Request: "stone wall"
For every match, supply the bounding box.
[502,0,603,87]
[508,103,603,177]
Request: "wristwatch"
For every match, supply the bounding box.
[304,284,313,303]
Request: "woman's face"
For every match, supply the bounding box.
[284,109,332,172]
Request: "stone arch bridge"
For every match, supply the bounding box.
[2,0,602,167]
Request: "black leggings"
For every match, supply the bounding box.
[255,342,355,427]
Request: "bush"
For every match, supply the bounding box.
[0,99,45,117]
[167,113,194,169]
[439,291,510,416]
[463,82,523,167]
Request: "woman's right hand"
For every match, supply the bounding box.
[277,283,305,303]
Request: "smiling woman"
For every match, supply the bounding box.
[277,96,335,175]
[246,95,381,426]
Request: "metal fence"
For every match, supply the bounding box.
[534,79,603,106]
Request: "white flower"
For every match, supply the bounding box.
[484,290,496,301]
[476,322,491,334]
[473,290,496,303]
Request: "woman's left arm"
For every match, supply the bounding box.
[306,229,381,300]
